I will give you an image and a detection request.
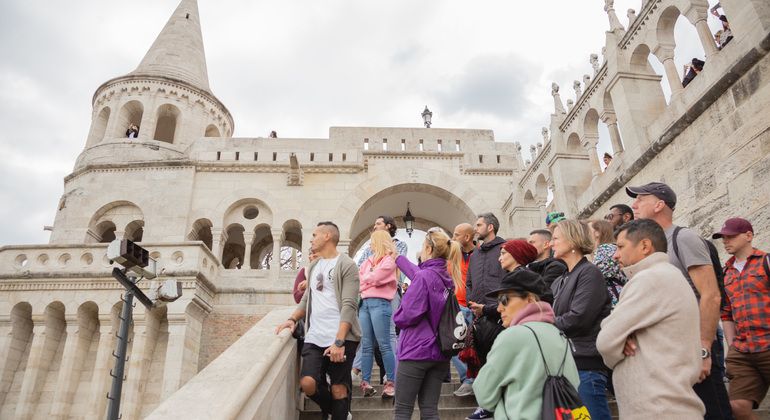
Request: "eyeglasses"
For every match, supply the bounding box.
[315,267,333,291]
[497,293,513,306]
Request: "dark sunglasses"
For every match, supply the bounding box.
[497,293,515,306]
[315,268,333,291]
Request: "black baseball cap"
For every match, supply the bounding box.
[625,182,677,210]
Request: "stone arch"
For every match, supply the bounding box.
[566,133,582,154]
[87,106,111,146]
[583,108,600,138]
[204,124,220,137]
[630,43,657,74]
[187,218,213,250]
[523,190,537,206]
[86,201,144,243]
[347,182,477,255]
[213,189,278,230]
[124,220,144,242]
[93,221,117,243]
[222,223,245,269]
[335,167,492,242]
[251,224,273,269]
[0,302,33,408]
[534,174,548,202]
[153,103,181,143]
[279,220,303,270]
[114,100,143,138]
[222,198,274,233]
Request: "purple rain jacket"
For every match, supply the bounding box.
[393,256,453,362]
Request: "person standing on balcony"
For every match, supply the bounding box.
[276,222,361,420]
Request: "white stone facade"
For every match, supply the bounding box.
[1,0,769,418]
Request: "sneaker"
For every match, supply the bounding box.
[347,412,353,420]
[381,380,395,399]
[466,407,494,419]
[454,382,474,397]
[360,380,376,397]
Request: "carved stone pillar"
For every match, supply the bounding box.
[122,311,160,420]
[301,228,313,266]
[86,316,115,419]
[15,316,62,420]
[653,46,683,97]
[137,97,156,142]
[211,228,226,265]
[51,316,94,419]
[695,18,719,57]
[270,228,283,276]
[604,0,626,32]
[551,83,566,114]
[242,232,255,269]
[601,112,625,154]
[582,135,602,177]
[160,303,206,400]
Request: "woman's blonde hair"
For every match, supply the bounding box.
[555,219,595,256]
[589,219,615,247]
[370,230,396,260]
[425,228,463,291]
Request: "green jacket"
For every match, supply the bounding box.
[297,253,361,342]
[473,322,580,420]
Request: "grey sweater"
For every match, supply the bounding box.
[297,253,362,342]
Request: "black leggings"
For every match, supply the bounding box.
[394,360,449,420]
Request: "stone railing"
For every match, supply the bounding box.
[146,307,300,420]
[0,242,220,287]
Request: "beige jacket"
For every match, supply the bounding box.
[597,252,704,419]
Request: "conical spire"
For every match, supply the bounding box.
[131,0,211,91]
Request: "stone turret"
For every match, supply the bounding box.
[81,0,233,160]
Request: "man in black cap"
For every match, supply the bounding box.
[626,181,732,419]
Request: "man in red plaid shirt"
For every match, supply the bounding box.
[714,217,770,419]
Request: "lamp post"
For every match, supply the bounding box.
[421,106,432,128]
[404,202,415,237]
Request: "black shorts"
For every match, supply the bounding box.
[300,341,358,390]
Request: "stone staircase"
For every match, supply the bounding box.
[298,366,770,420]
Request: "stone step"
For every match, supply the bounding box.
[298,407,478,420]
[304,394,477,412]
[350,381,462,397]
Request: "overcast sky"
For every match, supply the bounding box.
[0,0,721,245]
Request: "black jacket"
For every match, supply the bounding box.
[466,236,506,315]
[551,257,611,370]
[528,257,567,304]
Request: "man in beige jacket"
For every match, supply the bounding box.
[597,219,705,419]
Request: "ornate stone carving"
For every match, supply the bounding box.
[551,83,566,114]
[583,74,591,86]
[566,99,574,112]
[604,0,625,32]
[590,54,600,75]
[541,127,549,144]
[627,8,637,22]
[573,80,582,99]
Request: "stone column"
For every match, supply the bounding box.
[604,0,626,32]
[653,46,683,97]
[86,316,115,419]
[582,135,602,177]
[51,316,94,419]
[300,228,313,266]
[601,112,625,154]
[160,303,206,400]
[211,228,226,265]
[694,18,719,57]
[0,318,29,408]
[242,232,255,269]
[122,311,161,420]
[270,229,283,277]
[138,97,156,142]
[15,316,64,420]
[551,83,566,114]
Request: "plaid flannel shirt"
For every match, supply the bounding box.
[721,249,770,353]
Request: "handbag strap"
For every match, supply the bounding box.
[522,324,569,377]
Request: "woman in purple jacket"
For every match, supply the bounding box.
[393,228,462,420]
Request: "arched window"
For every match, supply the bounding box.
[153,104,181,144]
[187,218,213,250]
[115,100,144,138]
[95,221,117,243]
[222,224,245,269]
[124,220,144,242]
[204,124,221,137]
[87,106,111,146]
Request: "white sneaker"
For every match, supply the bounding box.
[347,412,353,420]
[454,382,474,397]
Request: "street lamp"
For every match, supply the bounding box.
[421,106,432,128]
[404,202,415,237]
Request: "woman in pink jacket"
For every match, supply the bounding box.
[358,230,399,398]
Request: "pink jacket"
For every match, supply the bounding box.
[359,255,398,300]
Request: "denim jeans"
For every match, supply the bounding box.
[360,298,396,384]
[578,370,611,420]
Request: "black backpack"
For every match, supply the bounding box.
[437,286,468,357]
[672,227,726,308]
[522,325,591,420]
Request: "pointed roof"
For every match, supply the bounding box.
[131,0,211,92]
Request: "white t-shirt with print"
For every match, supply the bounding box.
[305,256,341,347]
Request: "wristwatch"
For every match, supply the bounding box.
[701,347,711,359]
[334,339,345,348]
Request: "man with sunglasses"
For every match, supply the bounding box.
[276,222,361,420]
[605,204,634,231]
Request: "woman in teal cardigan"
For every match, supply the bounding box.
[472,264,580,419]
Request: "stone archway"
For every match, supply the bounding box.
[347,183,477,255]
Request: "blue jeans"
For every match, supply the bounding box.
[360,298,396,384]
[578,370,611,420]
